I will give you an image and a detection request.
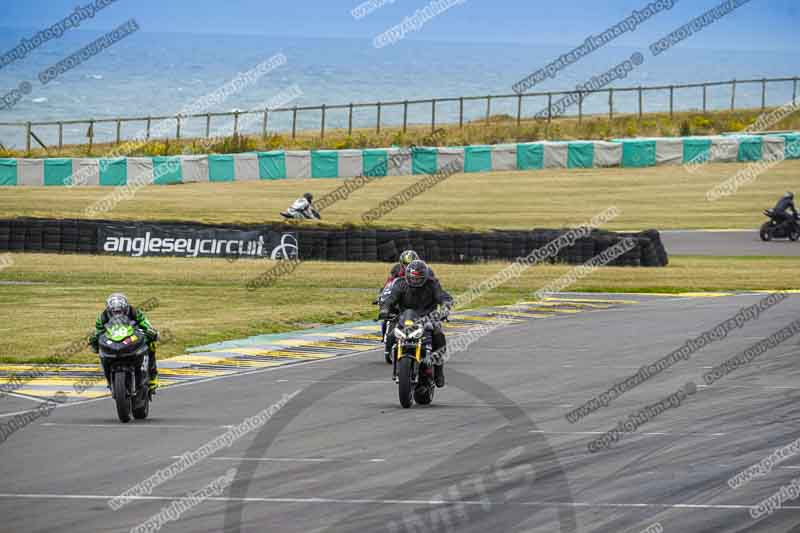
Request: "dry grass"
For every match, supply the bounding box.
[3,107,798,159]
[0,253,797,363]
[1,160,798,230]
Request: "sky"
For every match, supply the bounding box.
[0,0,797,51]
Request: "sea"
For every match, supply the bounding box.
[0,29,798,149]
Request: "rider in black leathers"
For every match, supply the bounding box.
[379,260,452,387]
[773,192,798,229]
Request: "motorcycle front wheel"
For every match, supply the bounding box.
[760,223,773,242]
[397,357,414,408]
[113,372,133,423]
[790,229,800,242]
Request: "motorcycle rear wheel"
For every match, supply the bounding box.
[113,372,133,423]
[397,357,414,409]
[414,383,434,405]
[790,229,800,242]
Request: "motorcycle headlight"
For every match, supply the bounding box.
[408,327,423,340]
[394,328,406,340]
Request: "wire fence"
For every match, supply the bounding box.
[1,75,798,153]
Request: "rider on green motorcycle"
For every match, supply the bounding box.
[90,293,160,391]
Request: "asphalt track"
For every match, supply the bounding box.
[661,230,800,256]
[2,292,800,532]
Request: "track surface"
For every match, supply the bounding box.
[2,293,800,532]
[661,230,800,256]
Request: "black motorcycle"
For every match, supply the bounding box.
[760,209,800,242]
[391,309,436,408]
[98,316,154,423]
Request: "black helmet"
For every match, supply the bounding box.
[399,250,419,266]
[303,192,313,202]
[106,293,129,316]
[405,260,429,288]
[786,191,795,200]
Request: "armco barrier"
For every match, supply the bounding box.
[1,133,798,186]
[0,218,668,267]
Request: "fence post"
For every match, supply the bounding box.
[348,103,354,136]
[761,78,767,111]
[146,116,151,141]
[292,106,298,139]
[485,95,491,123]
[87,120,94,154]
[402,100,408,133]
[376,102,381,134]
[578,93,583,123]
[794,77,798,105]
[25,122,31,153]
[320,104,326,139]
[547,92,552,124]
[176,115,182,140]
[234,111,240,137]
[115,120,122,145]
[206,113,211,138]
[57,122,63,152]
[730,79,737,111]
[638,86,643,120]
[459,97,464,129]
[516,94,522,126]
[262,109,268,139]
[703,84,707,113]
[431,99,436,133]
[608,88,614,121]
[669,86,674,119]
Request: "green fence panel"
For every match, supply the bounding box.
[621,140,657,167]
[567,142,594,168]
[737,136,763,162]
[99,158,127,186]
[311,151,339,178]
[412,147,437,175]
[152,156,183,185]
[682,138,712,164]
[783,134,800,160]
[464,146,492,173]
[516,143,544,170]
[362,149,388,177]
[257,151,286,179]
[43,158,73,186]
[208,154,235,182]
[0,159,17,186]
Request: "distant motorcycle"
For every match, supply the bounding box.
[760,209,800,242]
[98,316,154,423]
[391,309,436,408]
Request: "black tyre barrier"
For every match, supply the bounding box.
[0,217,669,267]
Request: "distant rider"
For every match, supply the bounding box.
[90,293,160,392]
[281,193,320,220]
[379,260,452,387]
[772,192,798,229]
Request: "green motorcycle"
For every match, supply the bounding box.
[98,316,153,423]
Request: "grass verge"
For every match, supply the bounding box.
[0,253,797,364]
[1,161,798,231]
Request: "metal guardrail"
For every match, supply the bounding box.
[2,76,798,153]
